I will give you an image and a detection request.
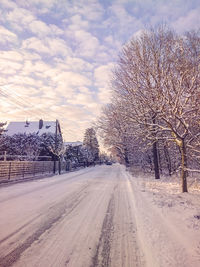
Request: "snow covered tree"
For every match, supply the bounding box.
[97,101,152,169]
[40,133,63,157]
[100,26,200,192]
[97,103,131,166]
[0,122,5,135]
[64,144,85,168]
[0,133,41,160]
[40,132,64,174]
[83,128,99,163]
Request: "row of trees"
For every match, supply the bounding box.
[0,126,101,168]
[98,26,200,192]
[65,128,100,167]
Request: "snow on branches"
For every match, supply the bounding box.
[98,26,200,192]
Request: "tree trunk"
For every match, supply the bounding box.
[124,148,130,167]
[163,143,172,176]
[53,155,56,174]
[158,145,162,174]
[180,139,188,193]
[152,115,160,179]
[58,158,61,175]
[153,141,160,179]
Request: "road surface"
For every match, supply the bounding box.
[0,164,144,267]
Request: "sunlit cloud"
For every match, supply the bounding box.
[0,0,199,141]
[0,26,18,45]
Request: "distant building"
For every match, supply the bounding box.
[64,141,82,148]
[5,119,62,138]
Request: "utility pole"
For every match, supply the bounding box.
[53,119,58,174]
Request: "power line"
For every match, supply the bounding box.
[0,87,48,117]
[0,87,76,136]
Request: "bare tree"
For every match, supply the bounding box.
[83,128,99,164]
[100,26,200,192]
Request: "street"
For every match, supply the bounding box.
[0,164,144,267]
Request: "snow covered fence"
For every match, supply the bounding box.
[0,161,67,182]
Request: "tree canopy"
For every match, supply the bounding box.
[98,26,200,192]
[83,128,99,162]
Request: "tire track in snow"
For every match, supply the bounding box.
[91,187,116,267]
[0,184,89,267]
[0,168,94,204]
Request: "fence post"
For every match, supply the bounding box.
[22,162,25,178]
[43,161,45,174]
[33,162,36,177]
[8,162,11,180]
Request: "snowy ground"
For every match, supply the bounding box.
[0,164,144,267]
[0,164,199,267]
[127,168,200,267]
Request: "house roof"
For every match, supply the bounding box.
[5,120,59,136]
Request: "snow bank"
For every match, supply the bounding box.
[125,169,200,267]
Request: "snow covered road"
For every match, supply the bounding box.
[0,164,144,267]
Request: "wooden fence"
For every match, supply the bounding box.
[0,161,67,182]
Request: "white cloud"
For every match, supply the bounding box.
[22,37,71,57]
[74,30,100,58]
[172,8,200,32]
[15,0,57,11]
[21,60,50,75]
[94,63,114,103]
[0,26,18,45]
[98,86,112,104]
[66,29,109,61]
[104,35,114,45]
[103,3,143,39]
[50,104,94,126]
[49,24,64,35]
[29,20,64,37]
[6,7,35,31]
[0,51,23,61]
[21,51,41,61]
[68,15,89,31]
[2,84,39,97]
[29,20,51,37]
[65,57,93,72]
[69,0,104,21]
[53,71,91,89]
[1,0,17,9]
[0,59,22,74]
[94,63,113,88]
[68,92,94,106]
[25,0,56,6]
[49,38,71,57]
[22,37,50,54]
[8,75,43,88]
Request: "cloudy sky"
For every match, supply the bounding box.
[0,0,199,141]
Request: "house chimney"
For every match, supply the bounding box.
[25,120,30,127]
[39,119,43,129]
